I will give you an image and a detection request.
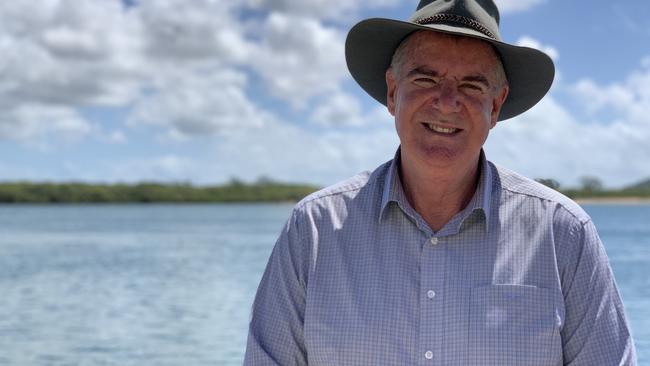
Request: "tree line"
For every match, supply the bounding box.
[0,175,648,203]
[535,176,650,199]
[0,180,319,203]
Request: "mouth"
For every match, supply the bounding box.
[422,122,462,135]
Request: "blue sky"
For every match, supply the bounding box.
[1,0,649,188]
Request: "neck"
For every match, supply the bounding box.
[399,151,481,232]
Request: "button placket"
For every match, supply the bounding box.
[419,234,444,364]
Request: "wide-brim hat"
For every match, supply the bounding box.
[345,0,555,121]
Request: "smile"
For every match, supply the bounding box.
[423,122,460,135]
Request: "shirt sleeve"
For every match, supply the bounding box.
[559,218,637,365]
[244,208,310,366]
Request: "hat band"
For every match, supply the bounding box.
[414,13,496,40]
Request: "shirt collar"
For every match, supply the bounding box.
[379,148,407,221]
[463,150,493,231]
[379,148,493,232]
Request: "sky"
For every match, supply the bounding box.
[0,0,649,189]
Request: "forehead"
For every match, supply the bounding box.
[399,31,500,74]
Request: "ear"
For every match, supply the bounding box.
[386,68,397,116]
[490,85,509,127]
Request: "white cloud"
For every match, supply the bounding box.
[0,0,350,143]
[0,0,143,146]
[249,0,543,18]
[516,36,559,61]
[563,58,650,187]
[3,0,645,190]
[0,0,144,108]
[245,0,401,21]
[107,130,127,144]
[66,112,398,185]
[0,1,346,138]
[136,0,252,64]
[206,117,399,185]
[40,25,106,60]
[310,91,398,128]
[0,104,92,144]
[249,12,347,108]
[129,68,266,138]
[0,0,262,144]
[495,0,546,14]
[107,155,200,183]
[487,65,650,188]
[571,57,650,118]
[310,92,365,127]
[571,80,633,113]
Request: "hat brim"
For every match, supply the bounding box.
[345,18,555,121]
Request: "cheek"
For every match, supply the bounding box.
[394,112,407,136]
[463,96,493,121]
[393,92,411,121]
[395,89,426,119]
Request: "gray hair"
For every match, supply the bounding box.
[389,31,508,89]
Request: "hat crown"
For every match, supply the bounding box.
[344,0,555,121]
[416,0,500,23]
[411,0,501,40]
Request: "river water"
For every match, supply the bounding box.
[0,203,647,365]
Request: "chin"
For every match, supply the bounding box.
[422,144,460,159]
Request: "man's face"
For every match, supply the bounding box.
[386,31,509,171]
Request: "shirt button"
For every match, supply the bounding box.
[427,290,436,299]
[429,237,438,245]
[425,350,433,360]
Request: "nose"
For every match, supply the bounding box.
[431,81,461,114]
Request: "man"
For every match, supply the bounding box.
[244,0,637,365]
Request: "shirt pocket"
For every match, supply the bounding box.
[468,284,560,366]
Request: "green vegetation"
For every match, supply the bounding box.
[2,175,650,204]
[535,176,650,200]
[625,178,650,191]
[0,180,320,203]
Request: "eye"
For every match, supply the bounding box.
[460,83,485,93]
[413,77,438,86]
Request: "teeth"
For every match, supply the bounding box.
[426,123,458,134]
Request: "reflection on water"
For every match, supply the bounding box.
[583,204,650,363]
[0,203,647,365]
[0,204,293,365]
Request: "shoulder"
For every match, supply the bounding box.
[287,160,391,224]
[491,162,591,226]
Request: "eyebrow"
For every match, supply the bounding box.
[462,75,491,88]
[406,67,439,78]
[407,67,491,87]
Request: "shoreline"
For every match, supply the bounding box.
[575,197,650,205]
